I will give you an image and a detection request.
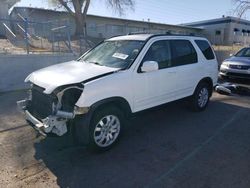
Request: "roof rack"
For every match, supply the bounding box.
[127,31,197,37]
[127,31,151,35]
[164,31,197,36]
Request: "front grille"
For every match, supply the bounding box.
[28,85,57,120]
[229,64,250,70]
[226,72,250,79]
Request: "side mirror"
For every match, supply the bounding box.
[229,53,234,57]
[141,61,159,73]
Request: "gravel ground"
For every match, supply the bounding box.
[0,90,250,188]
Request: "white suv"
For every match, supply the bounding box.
[17,34,218,151]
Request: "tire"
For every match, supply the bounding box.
[189,82,211,112]
[74,105,124,152]
[89,106,124,152]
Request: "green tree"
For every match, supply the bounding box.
[49,0,134,36]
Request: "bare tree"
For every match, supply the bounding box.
[233,0,250,18]
[49,0,134,36]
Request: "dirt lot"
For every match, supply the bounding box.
[0,90,250,188]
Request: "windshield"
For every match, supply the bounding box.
[79,40,145,69]
[235,48,250,57]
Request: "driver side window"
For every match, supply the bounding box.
[142,40,171,69]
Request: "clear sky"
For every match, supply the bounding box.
[14,0,244,24]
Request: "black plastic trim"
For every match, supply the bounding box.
[90,97,132,117]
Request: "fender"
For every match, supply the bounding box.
[89,97,132,117]
[195,77,214,96]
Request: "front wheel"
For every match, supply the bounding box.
[189,82,211,112]
[88,106,124,152]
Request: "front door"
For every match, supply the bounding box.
[132,40,178,112]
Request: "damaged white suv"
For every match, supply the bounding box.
[17,34,218,151]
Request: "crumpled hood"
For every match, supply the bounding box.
[25,60,119,94]
[225,56,250,65]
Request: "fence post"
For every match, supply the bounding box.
[67,22,72,53]
[52,31,54,53]
[24,18,29,54]
[79,35,83,55]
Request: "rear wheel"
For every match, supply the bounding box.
[189,82,211,112]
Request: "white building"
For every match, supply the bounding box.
[183,16,250,45]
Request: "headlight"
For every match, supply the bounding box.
[27,89,32,100]
[27,83,34,100]
[74,106,89,115]
[221,61,229,68]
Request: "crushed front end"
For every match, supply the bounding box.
[17,84,87,136]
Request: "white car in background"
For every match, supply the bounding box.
[17,34,218,151]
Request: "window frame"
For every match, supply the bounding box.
[138,39,198,73]
[169,39,198,67]
[141,40,172,71]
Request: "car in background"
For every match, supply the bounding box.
[220,47,250,80]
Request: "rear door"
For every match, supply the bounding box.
[169,39,200,98]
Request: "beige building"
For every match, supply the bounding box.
[9,7,202,40]
[84,14,203,39]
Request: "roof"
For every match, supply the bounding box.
[182,16,250,27]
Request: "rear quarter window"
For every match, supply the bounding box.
[195,40,215,60]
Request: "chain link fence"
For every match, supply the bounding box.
[0,16,200,56]
[0,17,95,55]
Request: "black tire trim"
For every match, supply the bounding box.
[90,97,132,118]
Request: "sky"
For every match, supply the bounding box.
[14,0,244,24]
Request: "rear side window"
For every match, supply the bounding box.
[170,40,197,66]
[195,40,215,60]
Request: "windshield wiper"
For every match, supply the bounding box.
[88,61,104,66]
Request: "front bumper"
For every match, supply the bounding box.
[17,99,69,136]
[220,67,250,79]
[24,110,48,137]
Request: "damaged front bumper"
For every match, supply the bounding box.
[17,99,75,136]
